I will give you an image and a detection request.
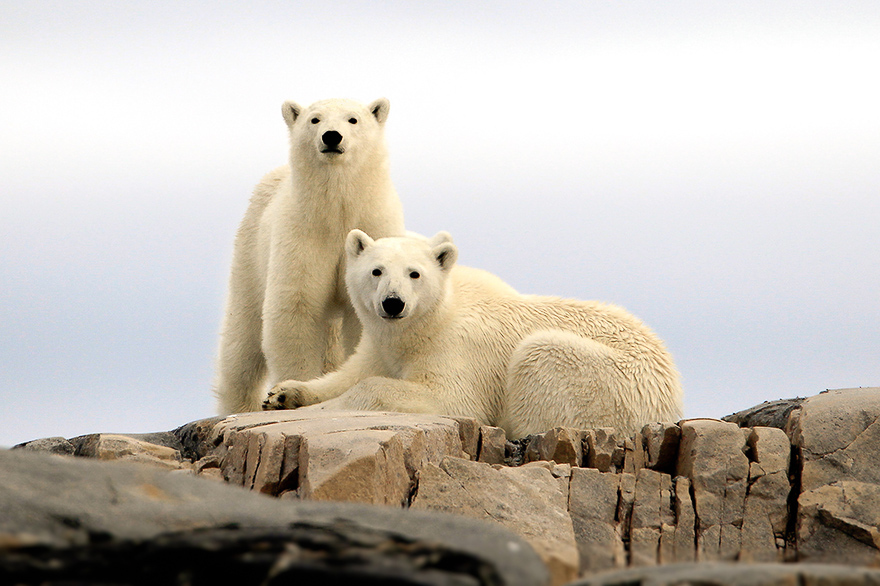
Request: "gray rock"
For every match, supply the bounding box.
[723,397,806,429]
[12,436,75,455]
[0,448,549,586]
[570,562,880,585]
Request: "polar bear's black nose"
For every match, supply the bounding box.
[382,296,405,317]
[322,131,343,148]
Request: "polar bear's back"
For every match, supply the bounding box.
[448,272,677,376]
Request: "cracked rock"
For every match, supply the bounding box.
[798,480,880,565]
[676,419,749,561]
[790,387,880,492]
[411,456,578,586]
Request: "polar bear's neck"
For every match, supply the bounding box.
[289,156,395,227]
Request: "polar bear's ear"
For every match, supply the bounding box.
[346,229,375,258]
[432,242,458,272]
[428,231,454,247]
[282,101,302,127]
[369,98,390,124]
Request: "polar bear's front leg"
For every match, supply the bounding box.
[262,350,378,410]
[262,380,320,410]
[323,377,446,414]
[261,255,338,385]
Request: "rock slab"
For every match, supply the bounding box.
[0,448,549,586]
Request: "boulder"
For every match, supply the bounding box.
[789,387,880,492]
[0,448,549,586]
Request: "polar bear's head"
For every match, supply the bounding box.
[281,98,390,168]
[344,230,457,324]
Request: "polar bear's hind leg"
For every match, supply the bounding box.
[500,330,638,439]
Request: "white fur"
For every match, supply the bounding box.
[263,231,683,438]
[216,99,405,414]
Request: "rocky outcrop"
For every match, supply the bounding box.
[11,386,880,584]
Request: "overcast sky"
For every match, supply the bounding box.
[2,1,878,447]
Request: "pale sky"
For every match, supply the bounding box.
[2,1,878,447]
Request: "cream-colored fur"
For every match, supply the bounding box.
[216,99,404,414]
[263,231,683,438]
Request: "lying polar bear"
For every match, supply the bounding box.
[263,230,683,437]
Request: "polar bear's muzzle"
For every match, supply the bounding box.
[380,295,405,319]
[320,130,345,154]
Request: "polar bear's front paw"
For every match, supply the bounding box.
[262,381,317,410]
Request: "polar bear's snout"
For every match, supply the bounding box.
[321,130,344,154]
[381,295,405,319]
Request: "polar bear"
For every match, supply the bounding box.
[262,230,683,438]
[215,98,405,414]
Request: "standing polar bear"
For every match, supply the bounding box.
[263,231,683,438]
[216,98,405,414]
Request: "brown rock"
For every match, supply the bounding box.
[740,426,791,562]
[412,456,579,586]
[798,480,880,565]
[672,476,696,563]
[448,415,481,460]
[568,468,625,573]
[212,410,467,505]
[616,472,636,545]
[630,468,675,566]
[789,387,880,492]
[586,428,623,472]
[74,434,188,470]
[533,427,583,466]
[478,425,507,464]
[640,422,681,473]
[676,419,749,561]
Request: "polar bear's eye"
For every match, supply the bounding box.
[311,117,320,124]
[349,117,358,124]
[409,271,420,279]
[372,268,382,277]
